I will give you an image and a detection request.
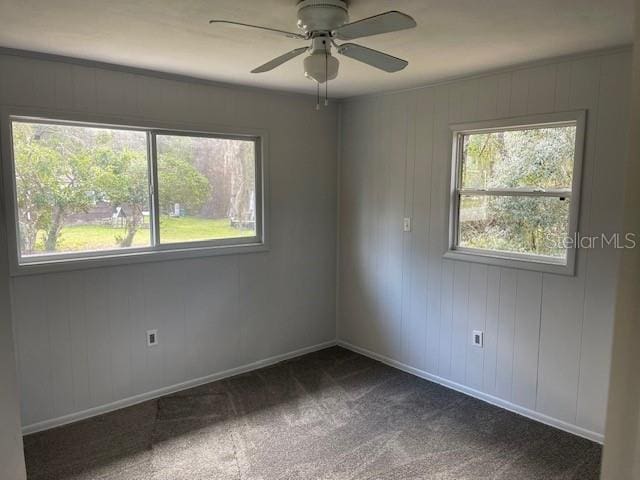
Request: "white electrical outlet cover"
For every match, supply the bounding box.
[472,330,483,347]
[147,329,158,346]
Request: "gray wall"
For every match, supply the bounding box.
[0,51,338,432]
[602,4,640,477]
[0,149,25,479]
[1,45,631,452]
[338,48,631,441]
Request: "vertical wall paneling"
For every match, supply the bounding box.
[424,86,450,374]
[107,267,134,403]
[466,264,488,390]
[536,56,600,424]
[387,96,407,360]
[554,62,572,111]
[127,268,148,397]
[450,261,470,384]
[43,275,74,417]
[512,271,542,410]
[339,50,630,440]
[82,270,114,408]
[509,70,529,116]
[482,267,501,395]
[476,76,498,120]
[496,73,512,118]
[13,276,52,424]
[576,52,630,433]
[5,47,629,439]
[526,65,557,114]
[3,52,338,430]
[437,260,455,379]
[495,268,517,401]
[408,89,434,371]
[401,92,424,368]
[67,273,91,411]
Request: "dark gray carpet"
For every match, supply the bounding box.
[23,347,602,479]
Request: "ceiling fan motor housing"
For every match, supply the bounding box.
[304,36,339,83]
[297,0,349,33]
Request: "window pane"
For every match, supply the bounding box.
[12,121,151,259]
[458,195,571,259]
[156,134,257,244]
[461,125,576,190]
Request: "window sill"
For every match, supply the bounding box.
[11,241,269,276]
[443,249,575,276]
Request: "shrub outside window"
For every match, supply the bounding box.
[5,116,264,270]
[446,112,586,275]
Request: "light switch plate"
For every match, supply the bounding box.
[403,217,411,232]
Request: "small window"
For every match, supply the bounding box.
[6,116,264,270]
[446,112,585,275]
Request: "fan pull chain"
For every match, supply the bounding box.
[316,81,320,110]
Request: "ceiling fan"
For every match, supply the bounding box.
[210,0,416,106]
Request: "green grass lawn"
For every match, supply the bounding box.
[34,216,254,253]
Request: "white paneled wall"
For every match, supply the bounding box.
[2,47,630,443]
[0,115,25,477]
[0,52,338,431]
[338,49,631,441]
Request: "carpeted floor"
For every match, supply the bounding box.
[23,346,602,479]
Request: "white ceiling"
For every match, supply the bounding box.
[0,0,634,98]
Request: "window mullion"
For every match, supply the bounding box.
[149,131,161,248]
[458,188,572,198]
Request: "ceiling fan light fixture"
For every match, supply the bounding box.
[304,52,339,83]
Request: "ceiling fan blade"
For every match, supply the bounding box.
[251,47,309,73]
[333,11,416,40]
[337,43,408,72]
[209,20,306,40]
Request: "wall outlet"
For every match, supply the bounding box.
[147,329,158,347]
[403,217,411,232]
[472,330,483,347]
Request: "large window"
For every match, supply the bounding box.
[7,117,263,268]
[446,112,585,274]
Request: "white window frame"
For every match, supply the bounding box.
[1,108,269,275]
[444,111,586,276]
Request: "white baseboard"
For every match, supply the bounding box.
[22,340,338,435]
[24,338,604,444]
[337,340,604,444]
